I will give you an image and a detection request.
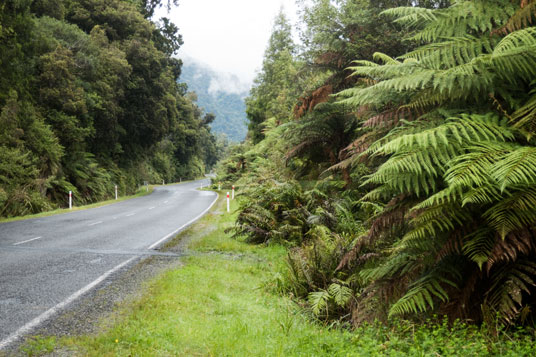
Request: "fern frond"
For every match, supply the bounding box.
[389,272,457,317]
[400,204,471,250]
[483,186,536,238]
[489,27,536,79]
[462,227,496,269]
[511,90,536,135]
[495,1,536,34]
[411,1,515,43]
[401,35,495,68]
[373,52,401,65]
[308,290,330,316]
[445,141,516,189]
[487,260,536,323]
[328,283,353,307]
[491,146,536,190]
[381,6,437,28]
[360,253,415,282]
[412,185,463,209]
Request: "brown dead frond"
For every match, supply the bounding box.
[485,228,536,273]
[492,0,536,34]
[337,195,409,270]
[363,108,412,129]
[294,85,333,118]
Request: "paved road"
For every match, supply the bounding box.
[0,179,216,349]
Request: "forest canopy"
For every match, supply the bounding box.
[0,0,219,217]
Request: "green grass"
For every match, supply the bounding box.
[0,186,156,224]
[21,195,536,356]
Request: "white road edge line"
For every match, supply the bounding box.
[13,237,42,246]
[87,221,103,226]
[148,206,155,210]
[125,213,135,217]
[0,256,137,350]
[147,192,219,250]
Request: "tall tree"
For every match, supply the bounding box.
[246,10,299,143]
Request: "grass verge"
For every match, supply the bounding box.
[21,194,536,356]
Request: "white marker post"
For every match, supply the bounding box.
[162,180,165,186]
[232,185,235,200]
[218,183,221,191]
[227,192,230,213]
[115,185,118,200]
[68,191,72,210]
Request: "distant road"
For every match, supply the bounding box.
[0,179,216,349]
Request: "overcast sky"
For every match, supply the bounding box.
[155,0,300,84]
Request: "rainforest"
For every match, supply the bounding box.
[0,0,220,217]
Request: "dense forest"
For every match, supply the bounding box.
[0,0,220,217]
[180,60,248,142]
[218,0,536,328]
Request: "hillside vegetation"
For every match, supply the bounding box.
[180,61,248,142]
[217,0,536,330]
[0,0,219,217]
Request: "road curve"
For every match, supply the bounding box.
[0,179,216,349]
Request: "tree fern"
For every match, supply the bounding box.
[336,0,536,325]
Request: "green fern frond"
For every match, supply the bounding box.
[373,52,401,65]
[360,253,415,282]
[483,186,536,239]
[489,27,536,78]
[327,283,353,307]
[402,35,495,68]
[400,204,471,250]
[445,141,516,189]
[491,146,536,190]
[460,184,505,206]
[308,290,330,316]
[412,185,463,209]
[381,6,437,28]
[411,1,515,43]
[462,227,496,269]
[389,272,457,317]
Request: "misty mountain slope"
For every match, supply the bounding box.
[180,61,249,142]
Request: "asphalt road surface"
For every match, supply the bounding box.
[0,179,217,349]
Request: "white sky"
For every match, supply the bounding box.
[155,0,300,84]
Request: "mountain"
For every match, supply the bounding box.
[180,60,249,142]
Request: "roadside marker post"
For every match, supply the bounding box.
[218,183,221,191]
[68,191,72,210]
[232,185,235,200]
[227,192,230,213]
[115,185,118,200]
[162,180,165,185]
